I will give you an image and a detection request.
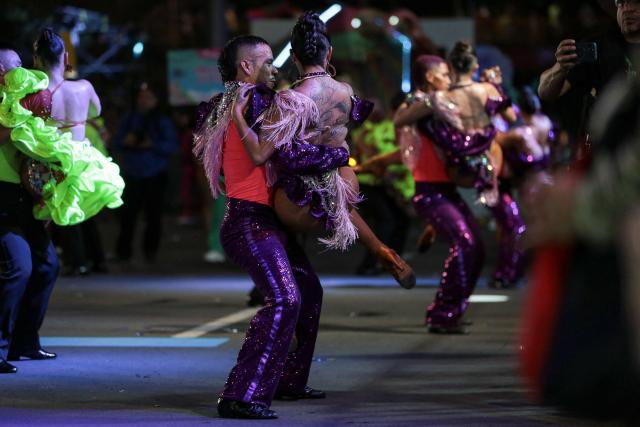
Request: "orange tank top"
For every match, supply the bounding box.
[413,134,450,183]
[222,122,271,206]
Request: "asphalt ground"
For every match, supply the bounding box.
[0,214,619,426]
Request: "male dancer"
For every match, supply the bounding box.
[0,45,59,374]
[194,36,346,419]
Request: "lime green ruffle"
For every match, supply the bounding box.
[0,67,124,225]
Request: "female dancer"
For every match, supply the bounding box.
[489,87,553,288]
[33,28,118,274]
[0,29,123,226]
[232,12,414,287]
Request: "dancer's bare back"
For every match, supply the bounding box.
[446,82,501,133]
[50,79,101,141]
[294,76,353,150]
[274,76,359,232]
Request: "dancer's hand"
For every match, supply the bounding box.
[232,84,255,116]
[480,66,503,85]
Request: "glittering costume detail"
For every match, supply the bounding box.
[349,95,374,124]
[0,67,124,225]
[420,85,512,194]
[413,182,484,328]
[263,90,359,250]
[219,199,323,406]
[193,81,243,198]
[488,191,526,285]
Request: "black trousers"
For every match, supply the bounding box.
[116,171,168,261]
[0,182,59,361]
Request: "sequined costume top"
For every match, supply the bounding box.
[418,84,512,191]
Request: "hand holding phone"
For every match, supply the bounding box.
[575,42,598,65]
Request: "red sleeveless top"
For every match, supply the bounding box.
[222,122,271,206]
[413,134,450,183]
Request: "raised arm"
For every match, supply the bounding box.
[538,39,577,101]
[393,95,432,127]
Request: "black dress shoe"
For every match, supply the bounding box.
[8,349,57,361]
[217,398,277,419]
[0,360,17,374]
[274,386,326,401]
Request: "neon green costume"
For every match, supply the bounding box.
[352,119,414,200]
[0,67,124,225]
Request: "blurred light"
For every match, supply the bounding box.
[351,18,362,29]
[318,3,342,22]
[391,31,412,92]
[388,15,399,26]
[273,4,343,68]
[133,41,144,57]
[468,295,510,303]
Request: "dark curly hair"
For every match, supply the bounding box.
[291,12,331,67]
[33,28,65,69]
[448,41,477,74]
[218,35,269,83]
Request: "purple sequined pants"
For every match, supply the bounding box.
[219,198,322,407]
[413,183,485,328]
[488,190,526,285]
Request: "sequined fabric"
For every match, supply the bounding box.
[419,116,497,191]
[271,143,350,227]
[488,191,526,285]
[413,182,485,328]
[504,149,551,178]
[350,95,374,124]
[418,83,511,192]
[219,198,323,407]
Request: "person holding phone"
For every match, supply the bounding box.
[538,0,640,151]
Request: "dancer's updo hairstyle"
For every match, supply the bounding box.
[33,28,65,68]
[291,12,331,67]
[448,41,477,74]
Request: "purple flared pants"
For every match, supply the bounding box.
[413,182,485,328]
[219,198,322,407]
[488,190,526,285]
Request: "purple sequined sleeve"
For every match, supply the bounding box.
[271,143,348,175]
[485,83,512,117]
[194,93,223,132]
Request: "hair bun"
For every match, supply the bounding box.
[291,11,331,67]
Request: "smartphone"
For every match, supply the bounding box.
[575,42,598,64]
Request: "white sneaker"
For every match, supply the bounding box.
[204,250,225,263]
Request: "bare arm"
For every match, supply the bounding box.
[83,80,102,117]
[538,39,577,101]
[393,99,432,127]
[231,86,276,165]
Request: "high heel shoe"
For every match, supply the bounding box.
[375,245,416,289]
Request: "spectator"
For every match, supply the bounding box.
[112,83,178,263]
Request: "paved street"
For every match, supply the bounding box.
[1,272,612,426]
